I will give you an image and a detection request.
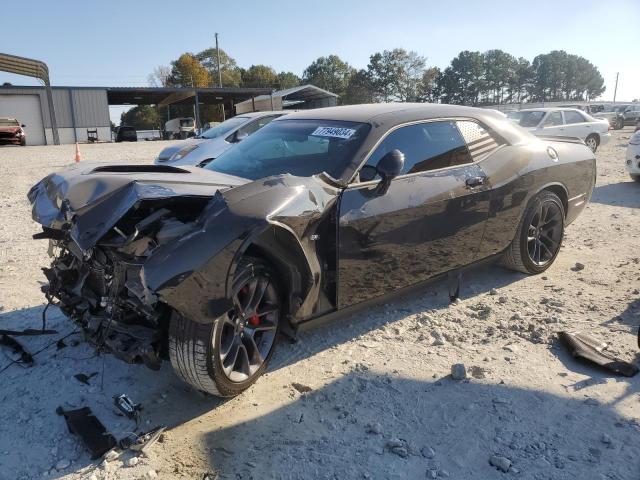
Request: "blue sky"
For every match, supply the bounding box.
[1,0,638,123]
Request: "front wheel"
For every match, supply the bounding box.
[631,174,640,183]
[169,257,281,397]
[502,191,565,274]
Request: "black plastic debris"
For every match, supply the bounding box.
[56,406,117,459]
[559,331,639,377]
[0,328,58,336]
[0,334,34,366]
[448,269,462,302]
[74,372,98,385]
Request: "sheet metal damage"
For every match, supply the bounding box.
[28,163,339,369]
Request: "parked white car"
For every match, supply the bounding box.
[626,130,640,182]
[155,111,287,166]
[507,108,611,152]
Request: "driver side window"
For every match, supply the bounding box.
[359,121,471,181]
[543,112,563,127]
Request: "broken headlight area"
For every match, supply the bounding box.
[38,200,206,370]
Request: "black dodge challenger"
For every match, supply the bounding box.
[28,104,596,397]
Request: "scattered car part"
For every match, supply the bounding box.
[119,425,165,453]
[0,328,57,336]
[113,393,141,420]
[29,104,596,397]
[0,334,34,366]
[559,331,639,377]
[74,372,98,385]
[56,406,117,459]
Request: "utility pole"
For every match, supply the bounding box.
[215,32,225,120]
[613,72,619,103]
[215,33,223,87]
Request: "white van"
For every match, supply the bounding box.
[164,117,195,139]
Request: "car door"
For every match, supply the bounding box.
[539,111,565,136]
[562,110,590,139]
[337,120,492,308]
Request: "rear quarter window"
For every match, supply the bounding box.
[456,120,504,161]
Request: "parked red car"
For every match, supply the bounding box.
[0,117,27,146]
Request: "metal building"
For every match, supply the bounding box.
[0,85,273,146]
[0,86,110,145]
[234,85,338,114]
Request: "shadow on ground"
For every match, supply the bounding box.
[590,182,640,208]
[195,372,640,479]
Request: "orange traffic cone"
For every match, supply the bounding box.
[74,142,82,163]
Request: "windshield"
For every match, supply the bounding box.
[199,116,249,139]
[204,119,371,180]
[0,119,19,127]
[180,118,194,127]
[507,111,545,128]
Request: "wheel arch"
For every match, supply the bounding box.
[537,182,568,218]
[228,223,314,328]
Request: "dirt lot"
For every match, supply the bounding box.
[0,132,639,480]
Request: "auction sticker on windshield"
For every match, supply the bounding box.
[311,126,356,139]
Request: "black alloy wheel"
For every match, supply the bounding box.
[219,274,280,383]
[526,200,563,267]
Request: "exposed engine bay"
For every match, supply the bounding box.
[41,198,209,369]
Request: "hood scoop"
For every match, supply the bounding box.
[91,165,189,174]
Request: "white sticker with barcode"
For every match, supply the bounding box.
[310,126,356,139]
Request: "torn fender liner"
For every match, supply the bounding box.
[559,331,639,377]
[56,406,117,459]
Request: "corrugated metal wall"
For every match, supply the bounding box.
[0,86,110,128]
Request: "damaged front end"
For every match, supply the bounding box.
[29,164,237,369]
[40,200,209,369]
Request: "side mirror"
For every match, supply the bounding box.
[375,149,404,195]
[21,124,26,128]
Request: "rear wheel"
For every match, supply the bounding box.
[502,191,565,274]
[585,134,599,153]
[169,257,281,397]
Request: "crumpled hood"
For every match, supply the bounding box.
[28,162,248,251]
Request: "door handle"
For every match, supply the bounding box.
[466,176,486,188]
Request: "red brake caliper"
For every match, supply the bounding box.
[241,285,260,326]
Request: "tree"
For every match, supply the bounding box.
[242,65,278,88]
[528,51,605,102]
[277,71,301,89]
[507,57,533,103]
[195,48,242,87]
[483,49,518,104]
[437,51,485,105]
[302,55,355,101]
[343,69,374,104]
[417,67,441,102]
[148,66,171,87]
[168,53,211,87]
[120,105,161,129]
[366,49,426,102]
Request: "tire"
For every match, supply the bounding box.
[502,191,565,275]
[631,174,640,183]
[585,134,599,153]
[615,118,624,130]
[169,257,282,397]
[20,137,26,146]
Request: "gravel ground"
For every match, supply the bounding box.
[0,132,638,480]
